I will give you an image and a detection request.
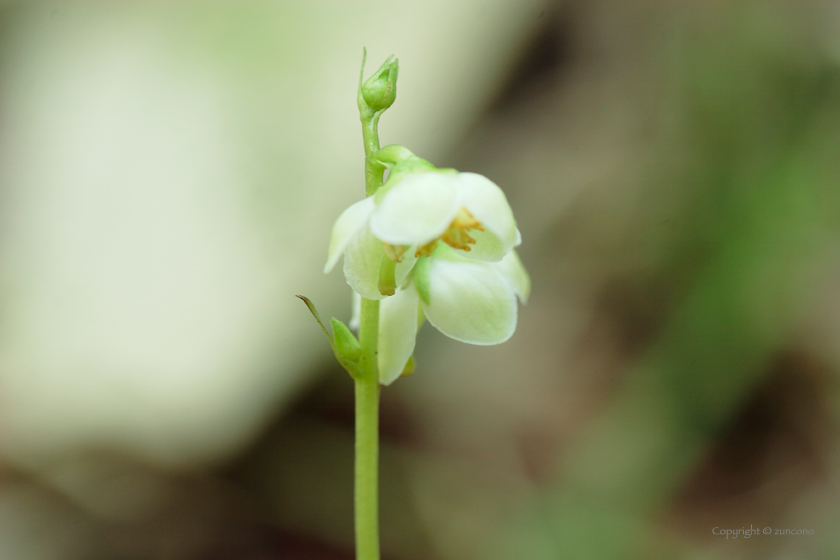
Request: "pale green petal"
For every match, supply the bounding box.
[378,285,419,385]
[451,228,509,262]
[343,224,387,300]
[455,173,518,257]
[423,249,517,345]
[324,197,375,273]
[494,250,530,303]
[369,171,459,246]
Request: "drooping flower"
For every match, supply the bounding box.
[324,167,521,300]
[324,154,529,384]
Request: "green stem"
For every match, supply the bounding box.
[355,297,380,560]
[362,115,385,197]
[355,49,385,560]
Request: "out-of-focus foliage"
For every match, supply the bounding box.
[1,1,840,559]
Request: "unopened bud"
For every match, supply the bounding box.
[362,55,398,112]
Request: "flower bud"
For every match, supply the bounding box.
[362,55,398,112]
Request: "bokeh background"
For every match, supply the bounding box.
[0,1,839,558]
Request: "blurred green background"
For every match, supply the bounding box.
[0,1,839,558]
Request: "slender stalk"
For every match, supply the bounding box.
[355,49,385,560]
[362,114,384,197]
[355,297,380,560]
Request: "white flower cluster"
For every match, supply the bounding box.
[325,168,529,384]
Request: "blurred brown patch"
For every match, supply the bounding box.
[668,349,834,536]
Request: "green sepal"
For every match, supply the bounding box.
[296,295,361,379]
[331,317,361,362]
[373,156,437,203]
[413,256,431,306]
[372,144,415,166]
[400,355,416,377]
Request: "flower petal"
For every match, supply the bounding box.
[454,173,518,260]
[450,228,509,262]
[378,285,419,385]
[324,197,375,273]
[343,224,387,300]
[349,290,361,331]
[494,250,530,303]
[423,247,517,345]
[395,245,418,287]
[369,171,460,246]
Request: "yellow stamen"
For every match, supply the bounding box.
[415,239,439,258]
[441,208,483,251]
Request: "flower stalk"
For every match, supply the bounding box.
[355,297,380,560]
[355,48,387,560]
[359,49,391,197]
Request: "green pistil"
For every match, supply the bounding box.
[378,254,397,296]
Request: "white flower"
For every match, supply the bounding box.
[350,245,530,384]
[324,168,529,384]
[324,170,521,300]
